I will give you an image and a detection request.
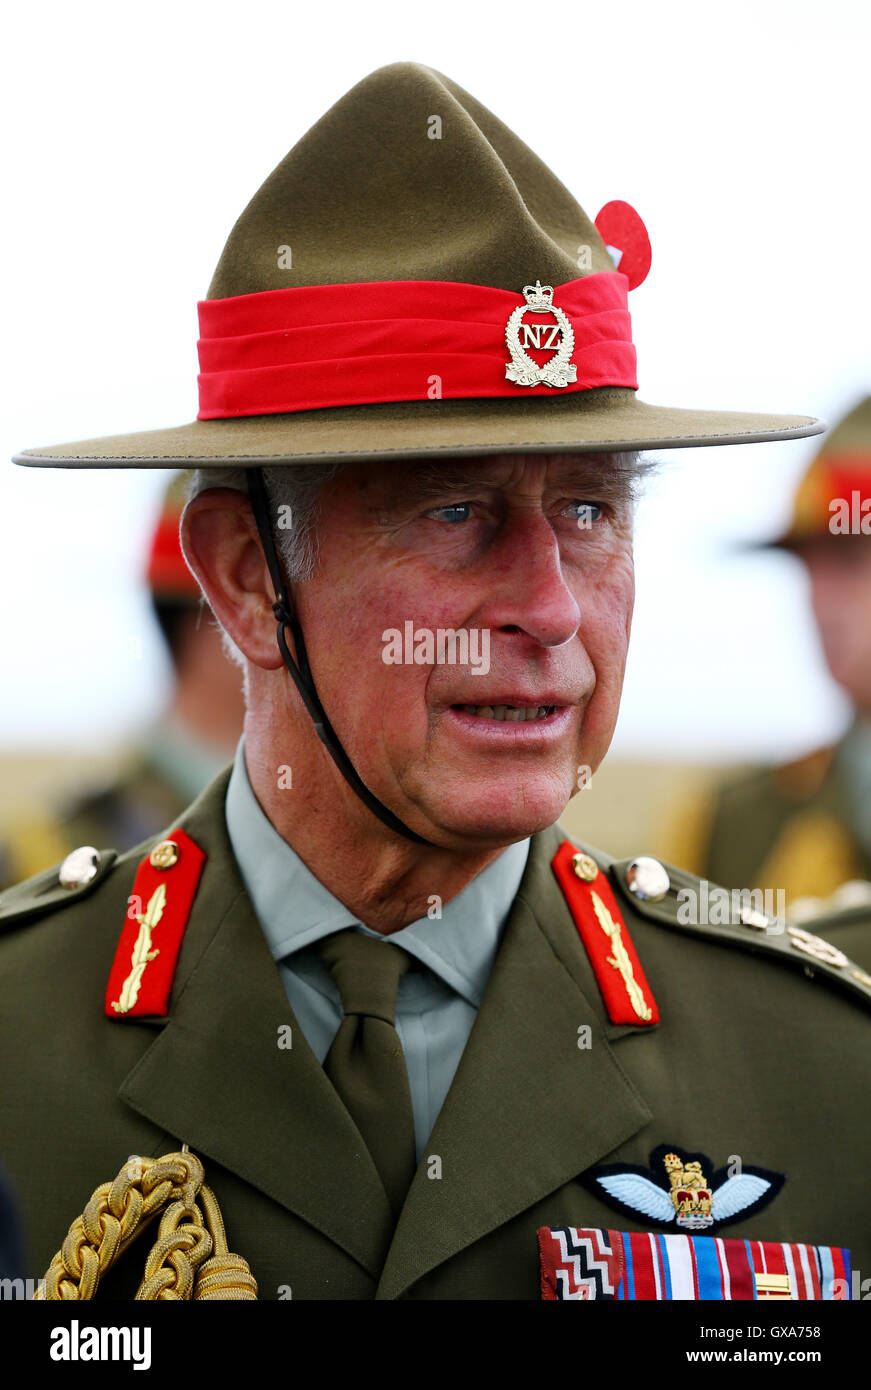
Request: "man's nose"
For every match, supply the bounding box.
[481,511,581,648]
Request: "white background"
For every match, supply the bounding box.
[1,0,868,759]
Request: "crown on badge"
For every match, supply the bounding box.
[664,1153,714,1230]
[522,280,555,310]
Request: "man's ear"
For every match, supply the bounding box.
[180,488,284,670]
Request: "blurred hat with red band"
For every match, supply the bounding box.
[145,472,200,600]
[767,396,871,549]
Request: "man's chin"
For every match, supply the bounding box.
[410,781,574,849]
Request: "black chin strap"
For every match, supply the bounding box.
[247,467,435,847]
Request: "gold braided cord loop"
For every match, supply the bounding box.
[34,1150,257,1301]
[135,1197,214,1300]
[193,1183,258,1300]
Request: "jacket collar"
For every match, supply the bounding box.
[223,735,530,1005]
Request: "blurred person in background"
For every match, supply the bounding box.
[678,397,871,923]
[0,473,245,888]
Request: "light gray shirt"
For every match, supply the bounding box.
[224,738,530,1160]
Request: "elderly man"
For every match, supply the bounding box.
[1,63,869,1304]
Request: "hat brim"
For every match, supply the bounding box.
[13,389,824,468]
[744,529,869,554]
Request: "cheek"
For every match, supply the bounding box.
[301,582,392,686]
[295,568,442,742]
[582,555,635,677]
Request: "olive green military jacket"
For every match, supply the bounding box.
[1,767,869,1300]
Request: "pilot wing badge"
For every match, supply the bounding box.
[584,1144,785,1233]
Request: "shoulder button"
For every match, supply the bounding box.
[58,846,101,889]
[624,856,670,902]
[571,852,599,883]
[149,839,180,870]
[740,904,771,930]
[0,847,118,931]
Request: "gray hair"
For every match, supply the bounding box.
[184,462,348,679]
[186,461,350,583]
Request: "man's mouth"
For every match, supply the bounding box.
[453,704,556,722]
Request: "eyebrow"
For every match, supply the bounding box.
[382,452,650,508]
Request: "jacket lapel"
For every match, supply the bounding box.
[376,824,653,1299]
[117,769,395,1280]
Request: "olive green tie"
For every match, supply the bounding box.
[318,929,417,1217]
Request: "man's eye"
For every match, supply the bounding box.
[425,502,473,523]
[563,501,603,528]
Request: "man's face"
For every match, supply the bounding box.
[800,539,871,712]
[292,453,636,846]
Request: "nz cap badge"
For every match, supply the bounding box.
[505,281,577,388]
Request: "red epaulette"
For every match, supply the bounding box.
[551,840,659,1026]
[105,829,206,1019]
